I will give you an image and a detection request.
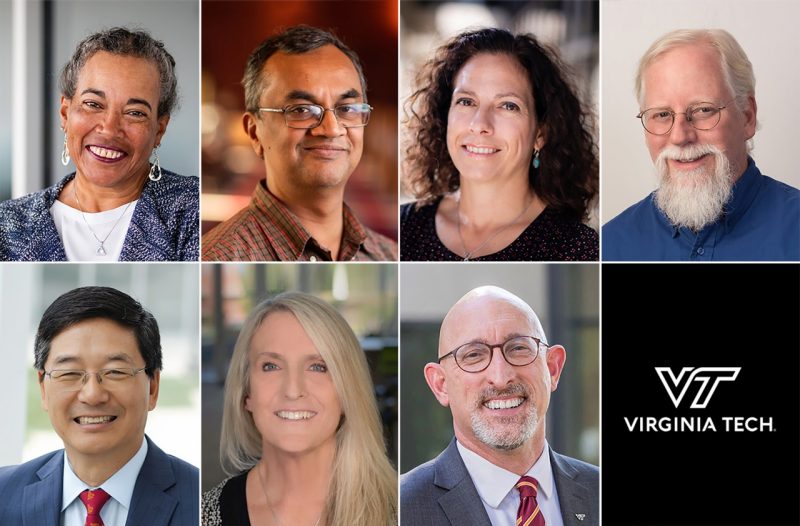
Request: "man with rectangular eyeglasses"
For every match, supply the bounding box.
[401,286,598,526]
[603,29,800,261]
[202,25,397,261]
[0,286,198,525]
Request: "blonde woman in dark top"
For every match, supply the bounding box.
[401,28,598,261]
[202,292,397,525]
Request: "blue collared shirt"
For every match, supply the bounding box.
[61,438,148,526]
[602,158,800,261]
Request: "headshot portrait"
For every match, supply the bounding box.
[201,264,398,525]
[0,1,200,261]
[200,0,398,261]
[601,0,800,261]
[400,264,599,526]
[399,1,599,261]
[0,264,200,525]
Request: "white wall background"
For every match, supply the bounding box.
[601,0,800,223]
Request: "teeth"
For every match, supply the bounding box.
[484,398,524,410]
[276,411,316,420]
[89,146,124,159]
[77,416,114,424]
[465,145,498,155]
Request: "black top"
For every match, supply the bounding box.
[400,198,599,261]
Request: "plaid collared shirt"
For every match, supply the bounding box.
[202,181,397,261]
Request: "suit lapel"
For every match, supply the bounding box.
[126,437,178,525]
[22,452,63,526]
[551,451,593,526]
[434,439,493,526]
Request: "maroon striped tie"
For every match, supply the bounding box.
[516,476,546,526]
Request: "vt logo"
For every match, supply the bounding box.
[654,367,741,409]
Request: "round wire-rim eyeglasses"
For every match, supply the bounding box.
[636,100,733,135]
[438,335,549,373]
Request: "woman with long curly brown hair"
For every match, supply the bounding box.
[401,28,598,261]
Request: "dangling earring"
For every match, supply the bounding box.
[532,149,541,169]
[61,133,70,166]
[148,147,162,181]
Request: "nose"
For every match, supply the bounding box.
[282,369,306,400]
[310,108,345,138]
[97,110,123,136]
[483,347,516,386]
[667,112,697,146]
[76,373,110,404]
[468,106,493,135]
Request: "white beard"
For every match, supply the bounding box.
[470,384,538,451]
[653,144,734,231]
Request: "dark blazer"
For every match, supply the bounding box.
[0,436,199,525]
[400,438,598,526]
[0,171,199,261]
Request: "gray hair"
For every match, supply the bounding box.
[241,25,367,113]
[59,27,179,117]
[635,29,756,117]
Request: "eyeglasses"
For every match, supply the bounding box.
[43,367,147,391]
[438,336,548,373]
[258,103,373,129]
[636,101,732,135]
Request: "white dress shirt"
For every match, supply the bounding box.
[61,438,148,526]
[457,440,564,526]
[50,199,137,261]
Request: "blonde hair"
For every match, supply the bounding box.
[635,29,756,117]
[220,291,397,525]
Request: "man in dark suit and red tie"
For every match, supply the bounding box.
[0,287,198,525]
[401,286,598,526]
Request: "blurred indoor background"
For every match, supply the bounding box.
[2,0,199,201]
[400,263,599,473]
[0,263,200,469]
[201,0,398,240]
[201,263,398,491]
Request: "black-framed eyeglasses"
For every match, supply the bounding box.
[43,367,147,391]
[438,335,548,373]
[636,100,733,135]
[258,103,373,129]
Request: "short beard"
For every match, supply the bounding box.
[470,384,538,451]
[653,144,733,231]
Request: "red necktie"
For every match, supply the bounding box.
[516,476,546,526]
[79,488,111,526]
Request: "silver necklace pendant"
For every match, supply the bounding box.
[96,243,107,256]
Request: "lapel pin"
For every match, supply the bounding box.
[575,513,586,521]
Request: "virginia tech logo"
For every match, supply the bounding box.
[654,367,741,409]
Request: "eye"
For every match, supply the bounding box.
[261,362,279,372]
[499,101,521,112]
[649,110,672,122]
[309,362,328,373]
[82,100,102,110]
[454,97,476,107]
[103,369,130,379]
[287,105,317,116]
[126,110,148,118]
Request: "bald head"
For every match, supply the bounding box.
[439,286,546,357]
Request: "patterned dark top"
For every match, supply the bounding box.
[400,198,598,261]
[202,180,397,261]
[0,171,198,261]
[201,472,250,526]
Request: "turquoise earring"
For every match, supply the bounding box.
[532,149,541,169]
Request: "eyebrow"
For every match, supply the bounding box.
[50,352,135,367]
[453,88,526,100]
[255,351,324,361]
[284,88,362,104]
[80,88,153,111]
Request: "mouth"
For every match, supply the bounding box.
[463,144,500,156]
[669,153,711,169]
[275,410,317,421]
[74,415,117,425]
[86,145,128,163]
[483,396,526,410]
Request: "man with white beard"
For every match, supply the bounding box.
[401,286,598,526]
[603,29,800,261]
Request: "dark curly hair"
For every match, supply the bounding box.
[404,28,598,221]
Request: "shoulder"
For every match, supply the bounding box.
[202,205,273,261]
[0,449,61,492]
[551,450,599,490]
[603,193,656,234]
[757,174,800,205]
[519,208,598,261]
[362,225,398,261]
[400,199,438,225]
[0,183,59,221]
[400,457,438,494]
[201,477,232,526]
[143,171,199,206]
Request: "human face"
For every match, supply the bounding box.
[245,311,342,455]
[641,44,756,182]
[60,51,169,191]
[446,53,543,185]
[244,45,365,193]
[39,318,159,465]
[426,292,565,453]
